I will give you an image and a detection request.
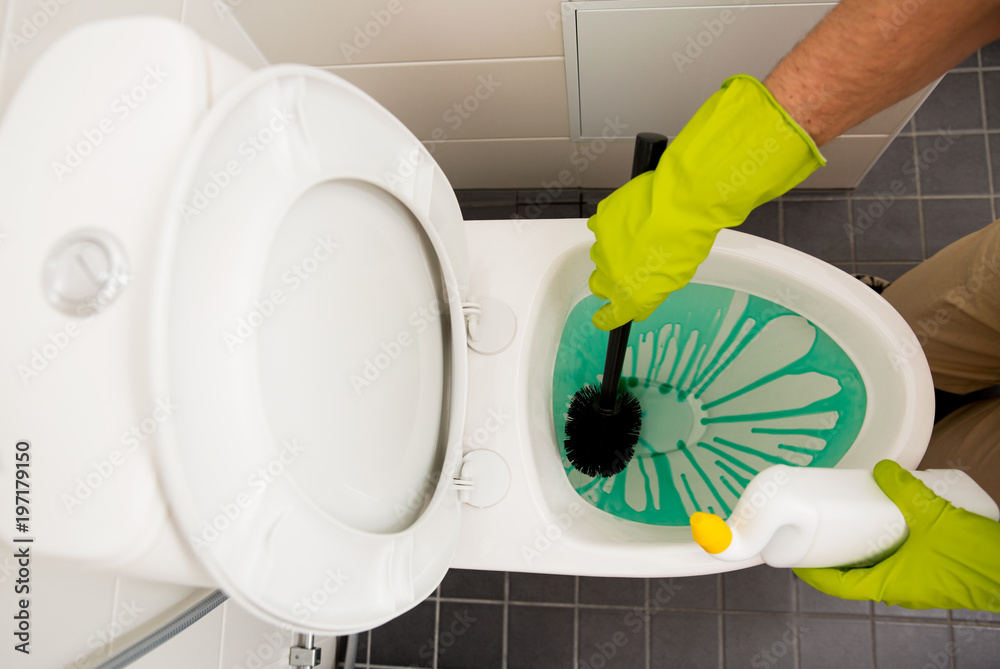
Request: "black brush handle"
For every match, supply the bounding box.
[598,132,668,413]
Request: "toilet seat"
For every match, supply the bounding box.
[150,67,470,634]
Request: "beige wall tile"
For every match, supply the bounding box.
[326,57,569,141]
[232,0,565,66]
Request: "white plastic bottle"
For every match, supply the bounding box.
[690,464,1000,568]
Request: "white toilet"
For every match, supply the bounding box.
[0,18,934,635]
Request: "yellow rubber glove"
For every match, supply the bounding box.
[587,75,826,330]
[794,460,1000,611]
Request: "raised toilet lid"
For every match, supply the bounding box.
[151,66,469,634]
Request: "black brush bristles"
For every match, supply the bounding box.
[564,385,643,478]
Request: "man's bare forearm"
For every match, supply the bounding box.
[764,0,1000,146]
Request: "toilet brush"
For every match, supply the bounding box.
[564,132,668,478]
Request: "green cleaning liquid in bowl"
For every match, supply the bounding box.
[552,282,867,526]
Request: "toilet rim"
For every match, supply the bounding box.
[148,64,469,633]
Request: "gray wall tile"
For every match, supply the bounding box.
[509,572,575,604]
[507,605,574,669]
[440,568,505,600]
[578,608,647,669]
[799,617,874,669]
[724,566,795,613]
[782,199,853,262]
[437,602,503,669]
[922,198,994,256]
[724,614,800,669]
[853,198,921,261]
[579,576,646,606]
[874,622,952,667]
[651,610,720,669]
[914,72,983,131]
[917,134,990,196]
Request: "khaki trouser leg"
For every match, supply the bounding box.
[881,218,1000,500]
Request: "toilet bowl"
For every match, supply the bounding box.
[0,18,934,636]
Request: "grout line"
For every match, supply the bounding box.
[502,573,509,669]
[573,576,580,669]
[718,573,725,669]
[846,178,857,267]
[978,65,998,222]
[910,133,929,260]
[777,198,785,246]
[644,579,651,669]
[432,588,440,669]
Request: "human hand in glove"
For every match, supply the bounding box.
[794,459,1000,612]
[587,75,826,330]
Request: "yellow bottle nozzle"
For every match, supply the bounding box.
[690,512,733,554]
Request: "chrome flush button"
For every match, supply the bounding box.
[43,229,130,316]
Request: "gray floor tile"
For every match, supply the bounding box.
[516,202,581,220]
[914,72,984,131]
[921,197,994,256]
[507,605,574,669]
[953,625,1000,668]
[578,608,646,669]
[796,575,872,615]
[439,568,505,600]
[782,199,853,262]
[724,614,799,669]
[369,600,436,667]
[854,262,919,283]
[509,572,575,603]
[649,575,719,612]
[739,201,780,242]
[873,602,949,619]
[874,621,951,667]
[853,135,918,197]
[650,610,720,669]
[918,134,990,196]
[798,617,874,669]
[579,576,646,606]
[853,197,922,261]
[723,566,795,613]
[436,602,503,669]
